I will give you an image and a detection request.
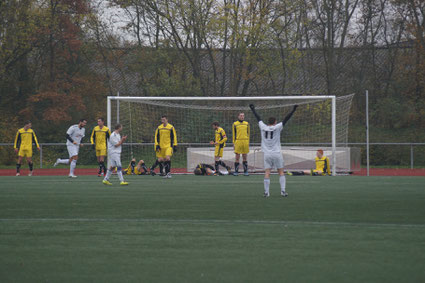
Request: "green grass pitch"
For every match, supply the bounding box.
[0,175,424,282]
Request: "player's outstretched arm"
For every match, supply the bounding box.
[282,105,298,126]
[249,104,262,122]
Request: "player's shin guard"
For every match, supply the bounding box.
[279,175,286,193]
[243,161,248,173]
[215,161,219,172]
[234,162,240,173]
[164,161,171,174]
[28,162,33,172]
[159,162,164,174]
[98,162,103,174]
[16,163,21,173]
[264,178,270,195]
[70,160,77,175]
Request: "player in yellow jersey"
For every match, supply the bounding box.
[14,121,40,176]
[123,158,149,175]
[232,112,250,176]
[154,115,177,178]
[210,122,231,175]
[90,117,111,177]
[288,149,331,176]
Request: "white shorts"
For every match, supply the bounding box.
[264,153,284,170]
[108,153,122,168]
[67,144,79,158]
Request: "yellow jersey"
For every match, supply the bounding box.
[232,121,250,143]
[155,123,177,148]
[215,127,227,146]
[315,156,331,175]
[14,128,39,150]
[90,126,111,149]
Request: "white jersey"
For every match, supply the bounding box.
[66,124,85,146]
[108,132,122,155]
[259,121,283,154]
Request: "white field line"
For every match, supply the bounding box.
[0,218,424,229]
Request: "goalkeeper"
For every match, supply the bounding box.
[289,149,331,176]
[154,115,177,178]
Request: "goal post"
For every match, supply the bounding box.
[107,95,355,176]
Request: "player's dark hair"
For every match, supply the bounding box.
[194,168,202,175]
[212,121,220,127]
[24,120,31,125]
[161,115,167,119]
[79,118,87,123]
[268,117,276,125]
[98,117,104,122]
[114,123,122,130]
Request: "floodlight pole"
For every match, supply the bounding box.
[366,90,370,176]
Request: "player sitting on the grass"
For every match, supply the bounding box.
[102,124,128,186]
[250,104,297,197]
[14,121,40,176]
[123,158,149,175]
[194,163,216,175]
[210,121,231,175]
[289,149,331,176]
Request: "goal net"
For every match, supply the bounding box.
[107,94,357,175]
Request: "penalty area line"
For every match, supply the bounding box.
[0,218,424,229]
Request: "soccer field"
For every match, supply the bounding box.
[0,175,424,282]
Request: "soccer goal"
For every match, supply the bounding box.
[107,94,356,176]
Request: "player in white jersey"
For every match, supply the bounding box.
[102,124,129,186]
[54,119,87,178]
[249,104,298,197]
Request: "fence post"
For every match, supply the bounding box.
[366,90,370,176]
[410,144,414,169]
[39,144,43,168]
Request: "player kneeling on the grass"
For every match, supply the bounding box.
[210,122,231,175]
[54,119,87,178]
[249,104,297,197]
[124,158,149,175]
[103,124,128,186]
[14,121,40,176]
[289,149,331,176]
[194,163,216,175]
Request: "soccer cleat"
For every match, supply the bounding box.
[159,173,166,177]
[263,192,270,198]
[103,180,112,185]
[163,172,172,179]
[68,174,77,178]
[53,158,60,167]
[16,173,20,176]
[150,171,156,176]
[243,172,249,176]
[120,181,129,186]
[286,171,293,176]
[97,174,102,177]
[28,171,33,176]
[281,191,288,197]
[233,172,239,176]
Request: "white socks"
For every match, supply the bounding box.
[104,169,112,181]
[264,175,286,195]
[117,169,124,182]
[70,160,77,175]
[280,175,286,193]
[264,178,270,195]
[58,159,69,164]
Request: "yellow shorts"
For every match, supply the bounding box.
[234,140,249,154]
[313,169,328,175]
[96,148,107,157]
[214,145,224,157]
[156,147,173,158]
[18,148,32,158]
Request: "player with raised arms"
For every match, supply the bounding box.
[232,112,250,176]
[249,104,297,197]
[90,117,111,177]
[54,119,87,178]
[14,121,40,176]
[210,121,231,175]
[102,124,129,185]
[154,115,177,178]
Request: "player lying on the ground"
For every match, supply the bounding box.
[123,158,150,175]
[210,121,231,175]
[288,149,331,176]
[249,103,297,197]
[193,163,230,175]
[14,120,40,176]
